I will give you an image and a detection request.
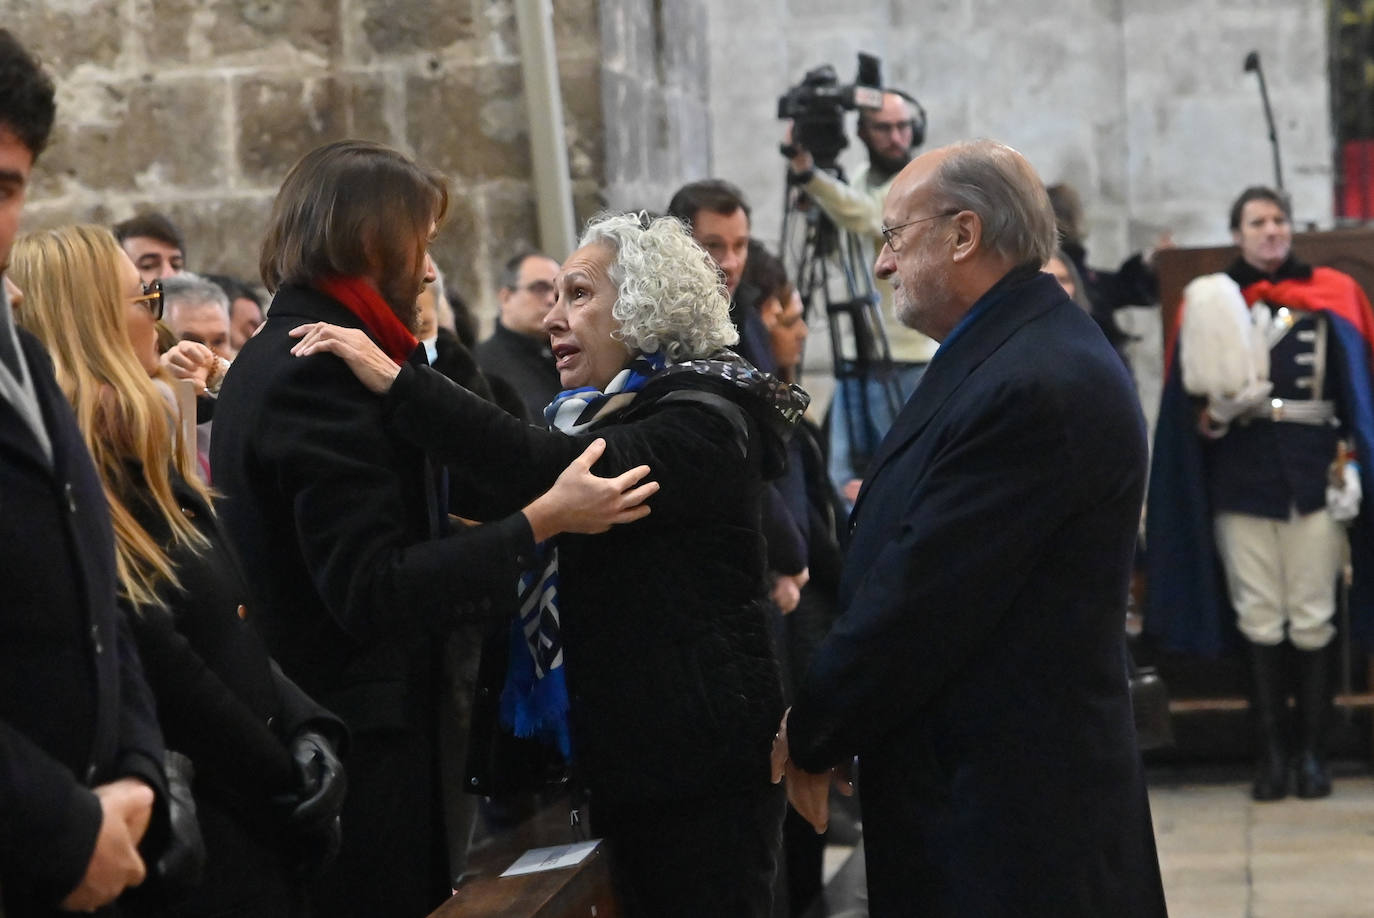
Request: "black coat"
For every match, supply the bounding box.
[384,360,789,811]
[209,284,535,918]
[0,330,167,916]
[473,322,562,420]
[787,272,1167,917]
[119,466,344,917]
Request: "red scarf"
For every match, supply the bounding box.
[315,276,418,366]
[1240,267,1374,349]
[1166,266,1374,374]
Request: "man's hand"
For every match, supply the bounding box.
[782,122,814,175]
[770,709,831,834]
[523,438,659,542]
[770,568,810,614]
[770,569,803,614]
[160,340,218,393]
[1143,231,1175,268]
[61,778,155,911]
[1206,379,1273,425]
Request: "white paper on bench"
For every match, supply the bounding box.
[500,840,601,877]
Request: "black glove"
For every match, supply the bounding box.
[155,750,207,892]
[275,729,346,880]
[284,729,346,834]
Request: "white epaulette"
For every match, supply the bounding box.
[1179,272,1271,399]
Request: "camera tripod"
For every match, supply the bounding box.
[780,170,905,480]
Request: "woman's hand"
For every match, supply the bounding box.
[289,322,401,394]
[523,438,659,542]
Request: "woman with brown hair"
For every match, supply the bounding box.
[210,140,655,918]
[11,224,347,917]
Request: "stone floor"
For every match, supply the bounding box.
[820,767,1374,917]
[1151,770,1374,918]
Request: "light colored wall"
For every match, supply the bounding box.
[705,0,1332,419]
[706,0,1332,263]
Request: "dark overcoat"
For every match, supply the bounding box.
[209,284,533,918]
[787,271,1168,917]
[120,466,345,917]
[385,359,790,810]
[0,330,167,916]
[384,359,792,915]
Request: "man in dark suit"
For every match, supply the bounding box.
[771,140,1167,916]
[473,250,562,419]
[0,28,168,915]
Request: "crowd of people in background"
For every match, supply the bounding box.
[6,18,1374,918]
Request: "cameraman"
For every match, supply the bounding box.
[786,90,936,499]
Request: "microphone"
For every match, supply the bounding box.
[1243,50,1284,190]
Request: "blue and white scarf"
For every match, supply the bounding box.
[498,352,665,758]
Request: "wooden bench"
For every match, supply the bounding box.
[429,798,622,918]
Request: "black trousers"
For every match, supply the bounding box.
[594,784,785,918]
[308,726,449,918]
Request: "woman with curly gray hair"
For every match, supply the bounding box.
[291,211,809,916]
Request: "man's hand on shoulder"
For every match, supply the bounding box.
[61,778,155,911]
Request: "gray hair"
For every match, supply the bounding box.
[162,272,231,322]
[577,212,739,363]
[929,140,1057,268]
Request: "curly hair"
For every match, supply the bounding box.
[578,212,738,363]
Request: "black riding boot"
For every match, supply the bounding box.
[1294,645,1333,799]
[1248,641,1289,801]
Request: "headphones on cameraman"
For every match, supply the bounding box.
[861,88,927,150]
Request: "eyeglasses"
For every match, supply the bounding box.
[130,279,163,320]
[518,280,556,298]
[880,212,958,253]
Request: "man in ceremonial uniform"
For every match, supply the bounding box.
[1147,186,1374,800]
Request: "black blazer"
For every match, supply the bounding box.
[787,272,1167,917]
[385,361,787,811]
[0,330,167,914]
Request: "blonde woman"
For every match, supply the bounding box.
[11,225,345,918]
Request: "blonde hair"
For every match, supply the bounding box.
[10,224,209,609]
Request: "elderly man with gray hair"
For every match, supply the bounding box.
[771,140,1168,917]
[163,272,233,361]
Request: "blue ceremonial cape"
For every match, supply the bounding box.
[1144,282,1374,657]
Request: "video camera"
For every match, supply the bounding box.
[777,52,884,171]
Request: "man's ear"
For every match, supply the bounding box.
[949,211,983,264]
[1230,229,1243,247]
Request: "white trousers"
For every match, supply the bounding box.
[1213,508,1345,650]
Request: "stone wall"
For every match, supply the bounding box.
[597,0,712,214]
[13,0,710,323]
